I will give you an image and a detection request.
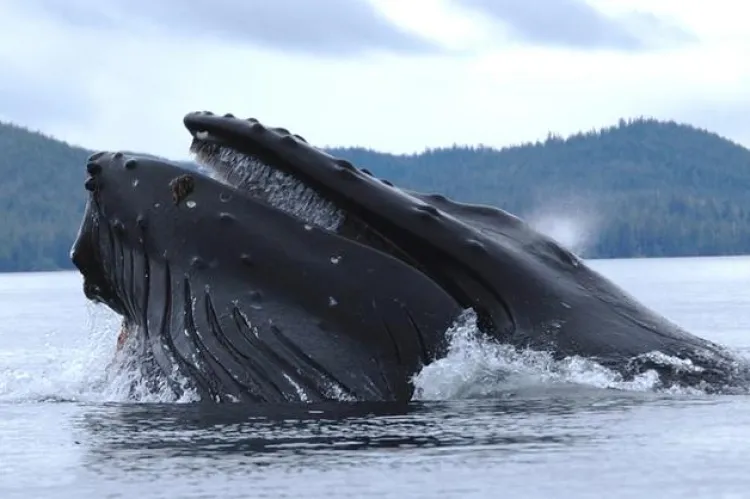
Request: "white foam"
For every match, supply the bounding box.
[282,372,310,402]
[2,300,734,406]
[412,310,711,401]
[0,304,197,404]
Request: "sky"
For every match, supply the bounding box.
[0,0,748,160]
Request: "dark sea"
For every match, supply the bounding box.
[1,256,750,498]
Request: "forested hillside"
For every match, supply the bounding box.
[332,118,750,258]
[0,123,90,271]
[1,117,750,271]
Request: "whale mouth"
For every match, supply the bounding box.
[190,134,347,233]
[71,195,128,317]
[187,125,427,273]
[182,113,517,337]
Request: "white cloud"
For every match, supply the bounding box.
[0,0,748,160]
[451,0,694,49]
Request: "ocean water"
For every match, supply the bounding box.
[1,256,750,498]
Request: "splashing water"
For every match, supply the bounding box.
[411,310,719,401]
[525,201,600,256]
[0,278,743,406]
[0,303,733,405]
[0,302,196,404]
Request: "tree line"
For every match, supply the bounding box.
[1,116,749,271]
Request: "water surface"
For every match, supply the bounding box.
[1,256,750,498]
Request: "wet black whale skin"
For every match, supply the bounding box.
[69,112,748,402]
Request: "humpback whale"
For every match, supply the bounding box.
[71,111,748,402]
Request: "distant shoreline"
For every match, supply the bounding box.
[5,253,750,276]
[3,117,750,270]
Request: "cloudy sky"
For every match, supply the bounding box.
[1,0,748,159]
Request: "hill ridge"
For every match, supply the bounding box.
[1,117,749,271]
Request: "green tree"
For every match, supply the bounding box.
[2,116,750,271]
